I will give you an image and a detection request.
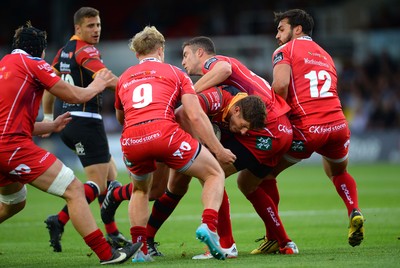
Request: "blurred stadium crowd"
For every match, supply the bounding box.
[1,0,399,133]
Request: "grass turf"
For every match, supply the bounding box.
[0,163,399,267]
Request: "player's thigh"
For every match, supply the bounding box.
[184,146,223,183]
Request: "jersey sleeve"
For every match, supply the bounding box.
[197,87,223,115]
[179,69,196,95]
[272,44,290,67]
[202,56,230,74]
[75,45,106,76]
[30,58,61,89]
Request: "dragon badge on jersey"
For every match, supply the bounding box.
[291,140,306,152]
[256,136,272,151]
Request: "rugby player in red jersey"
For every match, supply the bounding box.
[269,9,364,247]
[0,22,141,265]
[115,26,236,262]
[181,36,298,255]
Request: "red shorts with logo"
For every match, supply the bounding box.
[0,137,57,186]
[287,119,351,161]
[121,120,200,176]
[235,114,293,167]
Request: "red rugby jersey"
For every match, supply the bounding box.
[272,36,345,125]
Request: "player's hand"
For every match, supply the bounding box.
[214,148,236,166]
[94,69,115,89]
[52,112,72,133]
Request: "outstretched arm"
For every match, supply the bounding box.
[194,61,231,93]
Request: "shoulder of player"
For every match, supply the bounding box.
[74,40,100,57]
[203,55,230,70]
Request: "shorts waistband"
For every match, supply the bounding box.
[70,111,102,120]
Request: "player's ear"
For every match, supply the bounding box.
[197,47,204,57]
[294,24,303,35]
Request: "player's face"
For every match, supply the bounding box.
[276,18,293,46]
[75,16,101,45]
[228,108,250,135]
[182,46,202,75]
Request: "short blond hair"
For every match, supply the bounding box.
[129,26,165,56]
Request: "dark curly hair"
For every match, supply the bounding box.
[12,21,47,57]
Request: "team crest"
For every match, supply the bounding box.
[123,155,133,167]
[75,142,85,155]
[256,136,272,151]
[291,140,306,152]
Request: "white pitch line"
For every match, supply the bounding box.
[1,207,398,228]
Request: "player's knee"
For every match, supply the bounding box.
[47,164,76,197]
[237,177,257,195]
[0,185,27,221]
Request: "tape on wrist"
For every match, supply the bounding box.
[43,113,54,121]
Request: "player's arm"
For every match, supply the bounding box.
[115,108,124,126]
[42,90,55,121]
[181,93,236,165]
[93,68,119,91]
[194,61,231,93]
[272,63,291,100]
[47,69,114,104]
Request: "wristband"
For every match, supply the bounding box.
[43,113,54,121]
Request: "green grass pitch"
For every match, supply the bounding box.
[1,163,399,267]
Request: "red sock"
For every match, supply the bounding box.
[84,229,112,261]
[113,183,133,202]
[147,190,183,238]
[259,178,280,207]
[332,171,359,216]
[202,208,218,232]
[58,181,99,225]
[130,226,147,254]
[246,187,290,247]
[218,189,235,248]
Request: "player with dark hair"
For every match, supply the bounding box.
[180,36,298,256]
[0,22,141,265]
[266,8,364,247]
[42,7,130,252]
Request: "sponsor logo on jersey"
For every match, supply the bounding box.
[9,164,31,176]
[204,57,218,70]
[39,152,51,163]
[60,62,71,72]
[83,46,99,58]
[61,51,73,58]
[255,136,272,151]
[278,124,293,134]
[75,142,85,155]
[37,62,53,72]
[307,51,327,60]
[303,58,330,68]
[309,122,346,134]
[121,131,161,146]
[291,140,305,152]
[273,52,283,66]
